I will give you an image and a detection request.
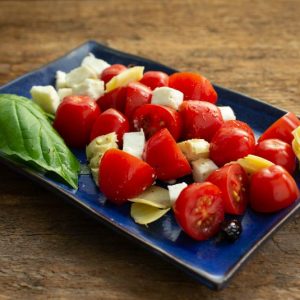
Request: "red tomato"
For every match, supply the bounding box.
[258,112,300,145]
[90,108,129,145]
[210,124,256,166]
[169,72,218,104]
[99,149,156,205]
[132,104,182,141]
[140,71,169,90]
[124,82,152,121]
[174,182,224,241]
[179,100,224,141]
[221,120,255,136]
[143,128,191,181]
[250,165,299,213]
[100,64,127,84]
[255,139,296,174]
[97,86,127,113]
[206,163,249,215]
[54,95,100,148]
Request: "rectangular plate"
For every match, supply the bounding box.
[1,41,299,290]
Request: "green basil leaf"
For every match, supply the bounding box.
[0,94,80,189]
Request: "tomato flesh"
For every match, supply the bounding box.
[100,64,127,84]
[140,71,169,90]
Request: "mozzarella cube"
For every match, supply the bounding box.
[65,66,97,87]
[178,139,210,162]
[72,79,105,100]
[57,88,73,101]
[151,87,183,110]
[55,71,67,89]
[192,158,218,182]
[30,85,60,114]
[81,53,110,76]
[168,182,188,205]
[123,130,145,159]
[219,106,236,121]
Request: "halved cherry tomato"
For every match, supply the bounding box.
[206,163,248,215]
[258,112,300,145]
[97,86,127,113]
[100,64,127,84]
[179,100,224,141]
[143,128,191,181]
[99,149,156,205]
[255,139,296,174]
[140,71,169,90]
[133,104,182,141]
[54,95,100,148]
[250,165,299,213]
[174,182,224,241]
[124,82,152,121]
[90,108,129,145]
[169,72,218,104]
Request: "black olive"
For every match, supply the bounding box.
[219,219,242,242]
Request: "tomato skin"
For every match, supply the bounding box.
[258,112,300,145]
[140,71,169,90]
[90,108,129,145]
[206,163,249,215]
[100,64,127,84]
[97,86,127,113]
[169,72,218,104]
[143,128,191,181]
[133,104,182,141]
[124,82,152,121]
[174,182,225,241]
[255,139,296,174]
[99,149,156,205]
[250,165,299,213]
[220,120,255,136]
[179,100,224,141]
[54,95,100,148]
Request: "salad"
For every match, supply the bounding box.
[1,52,300,242]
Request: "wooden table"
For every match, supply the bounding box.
[1,0,300,299]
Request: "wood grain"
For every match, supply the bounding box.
[0,0,300,299]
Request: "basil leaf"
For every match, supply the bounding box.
[0,94,80,189]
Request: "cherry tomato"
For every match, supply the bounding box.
[206,163,249,215]
[174,182,224,241]
[258,112,300,145]
[255,139,296,174]
[210,123,255,166]
[140,71,169,90]
[179,100,224,141]
[90,108,129,145]
[54,95,100,148]
[221,120,255,136]
[124,82,152,121]
[250,165,299,213]
[99,149,156,205]
[169,72,218,103]
[97,86,127,113]
[143,128,191,181]
[133,104,182,141]
[100,64,127,84]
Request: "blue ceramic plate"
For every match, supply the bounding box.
[1,41,299,290]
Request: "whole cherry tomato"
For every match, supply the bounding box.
[250,165,299,213]
[255,139,296,174]
[206,163,249,215]
[133,104,182,141]
[179,100,224,141]
[140,71,169,90]
[99,149,156,205]
[174,182,224,241]
[97,86,127,113]
[100,64,127,84]
[169,72,218,103]
[54,95,100,148]
[143,128,191,181]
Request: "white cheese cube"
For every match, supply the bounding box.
[55,71,67,89]
[151,87,184,110]
[178,139,210,162]
[72,79,105,100]
[81,53,110,76]
[219,106,236,121]
[192,158,218,182]
[168,182,188,205]
[123,130,145,159]
[65,66,97,88]
[30,85,60,114]
[57,88,73,101]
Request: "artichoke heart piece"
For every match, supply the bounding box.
[237,154,274,174]
[292,126,300,160]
